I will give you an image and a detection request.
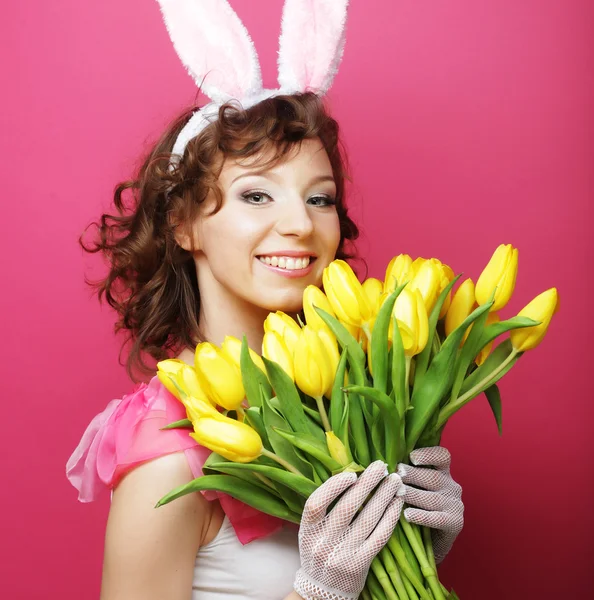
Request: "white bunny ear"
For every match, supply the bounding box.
[277,0,349,95]
[156,0,263,103]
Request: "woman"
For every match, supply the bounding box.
[67,2,463,599]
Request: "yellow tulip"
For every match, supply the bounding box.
[362,278,384,316]
[156,359,209,402]
[476,244,519,311]
[294,326,335,399]
[323,260,372,327]
[303,285,335,332]
[262,331,294,380]
[445,279,476,339]
[409,257,425,279]
[432,259,455,318]
[316,326,340,397]
[392,288,429,356]
[264,311,302,354]
[326,431,350,466]
[190,415,263,463]
[384,254,413,294]
[220,335,266,374]
[476,312,500,365]
[510,288,559,352]
[194,342,245,411]
[182,394,225,423]
[409,259,442,315]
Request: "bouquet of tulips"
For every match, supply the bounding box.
[156,244,558,600]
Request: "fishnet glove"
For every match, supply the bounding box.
[294,461,404,600]
[398,446,464,564]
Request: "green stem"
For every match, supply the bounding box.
[370,557,401,600]
[260,448,304,477]
[397,526,423,583]
[314,395,332,432]
[379,547,409,600]
[366,568,392,600]
[401,571,419,600]
[422,527,438,572]
[404,356,412,410]
[361,589,373,600]
[437,348,518,428]
[387,530,431,599]
[400,518,446,600]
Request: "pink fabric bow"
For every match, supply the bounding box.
[66,376,284,544]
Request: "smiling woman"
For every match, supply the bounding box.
[67,2,467,599]
[82,94,358,378]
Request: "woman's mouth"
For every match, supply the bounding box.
[256,254,316,277]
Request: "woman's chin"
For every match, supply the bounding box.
[256,290,308,316]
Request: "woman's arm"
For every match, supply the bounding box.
[100,452,209,600]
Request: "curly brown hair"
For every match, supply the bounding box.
[81,92,360,381]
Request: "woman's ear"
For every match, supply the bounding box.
[172,216,201,253]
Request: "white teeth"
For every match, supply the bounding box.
[258,256,312,270]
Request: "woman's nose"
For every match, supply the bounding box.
[275,199,315,238]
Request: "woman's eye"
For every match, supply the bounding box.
[308,195,336,207]
[241,191,272,205]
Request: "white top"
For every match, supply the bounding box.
[193,515,301,599]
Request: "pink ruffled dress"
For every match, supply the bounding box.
[66,375,286,544]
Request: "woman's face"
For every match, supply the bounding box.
[187,137,341,317]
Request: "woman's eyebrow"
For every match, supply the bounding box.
[231,171,335,185]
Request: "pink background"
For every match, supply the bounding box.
[2,0,592,597]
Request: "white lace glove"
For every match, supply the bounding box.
[398,446,464,564]
[294,461,404,600]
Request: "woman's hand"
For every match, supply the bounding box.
[293,461,404,600]
[398,446,464,564]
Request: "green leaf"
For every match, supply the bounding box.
[370,284,406,394]
[406,299,493,454]
[208,460,318,498]
[313,308,371,465]
[414,275,461,385]
[261,391,314,478]
[459,339,520,396]
[390,313,407,417]
[449,300,491,403]
[273,428,343,472]
[202,453,281,495]
[302,403,323,427]
[329,349,349,434]
[479,315,539,349]
[160,418,192,430]
[263,357,325,443]
[155,474,301,523]
[244,407,272,451]
[344,385,400,471]
[313,307,367,380]
[484,384,503,435]
[240,336,272,408]
[437,339,520,428]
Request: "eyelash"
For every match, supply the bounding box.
[240,190,336,207]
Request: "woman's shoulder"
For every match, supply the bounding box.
[66,374,211,502]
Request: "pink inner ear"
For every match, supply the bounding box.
[278,0,348,94]
[158,0,262,101]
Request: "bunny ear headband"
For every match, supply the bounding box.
[156,0,350,162]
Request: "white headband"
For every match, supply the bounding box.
[156,0,350,163]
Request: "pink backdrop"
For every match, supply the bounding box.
[2,1,592,597]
